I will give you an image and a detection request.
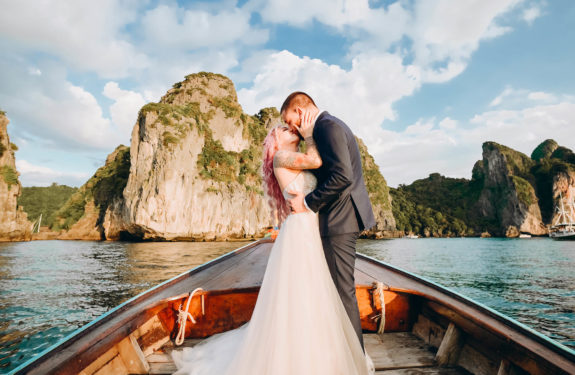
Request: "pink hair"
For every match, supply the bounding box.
[262,126,290,225]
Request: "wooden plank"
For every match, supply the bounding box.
[146,352,173,363]
[355,255,575,375]
[149,361,177,375]
[92,354,127,375]
[116,334,149,374]
[78,347,119,375]
[435,322,464,366]
[497,359,511,375]
[457,343,499,375]
[412,313,446,349]
[133,315,170,356]
[375,368,468,374]
[365,333,436,370]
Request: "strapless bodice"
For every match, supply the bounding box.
[282,171,317,200]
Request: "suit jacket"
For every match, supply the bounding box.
[304,111,376,236]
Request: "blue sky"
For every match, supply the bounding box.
[0,0,574,187]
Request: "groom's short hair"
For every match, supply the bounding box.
[280,92,316,113]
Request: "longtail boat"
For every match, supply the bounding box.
[10,239,575,375]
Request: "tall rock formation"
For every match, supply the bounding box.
[113,73,276,240]
[531,140,575,226]
[474,142,547,236]
[0,111,31,241]
[357,138,396,233]
[51,145,130,240]
[49,72,396,241]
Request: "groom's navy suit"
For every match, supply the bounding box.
[305,111,376,350]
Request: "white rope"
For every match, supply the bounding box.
[373,282,388,334]
[175,288,205,346]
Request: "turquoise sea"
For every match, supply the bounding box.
[0,238,573,373]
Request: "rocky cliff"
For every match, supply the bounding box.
[49,72,396,241]
[393,139,575,237]
[50,145,130,240]
[474,142,547,236]
[111,73,275,240]
[357,138,396,234]
[0,111,31,241]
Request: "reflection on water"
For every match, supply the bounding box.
[0,238,573,373]
[357,238,575,350]
[0,240,244,373]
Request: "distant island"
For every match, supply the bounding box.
[1,73,574,241]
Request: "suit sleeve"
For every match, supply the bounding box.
[304,122,353,212]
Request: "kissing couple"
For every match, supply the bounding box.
[172,92,377,374]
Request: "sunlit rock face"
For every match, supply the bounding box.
[0,112,31,241]
[475,142,546,237]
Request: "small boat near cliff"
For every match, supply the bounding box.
[10,240,575,375]
[549,192,575,240]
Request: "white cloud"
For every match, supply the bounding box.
[0,59,135,151]
[439,117,458,130]
[373,94,575,187]
[16,160,90,187]
[527,91,556,102]
[489,86,515,107]
[522,5,542,25]
[252,0,523,84]
[490,87,562,108]
[249,0,371,28]
[238,50,420,135]
[140,5,268,50]
[0,0,149,78]
[103,82,147,133]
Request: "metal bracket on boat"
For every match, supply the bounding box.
[175,288,205,346]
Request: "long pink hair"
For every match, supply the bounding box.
[262,125,290,226]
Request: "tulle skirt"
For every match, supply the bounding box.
[171,212,373,375]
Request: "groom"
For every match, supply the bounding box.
[281,92,376,350]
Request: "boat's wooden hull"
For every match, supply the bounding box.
[10,240,575,375]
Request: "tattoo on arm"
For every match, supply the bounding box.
[273,139,322,169]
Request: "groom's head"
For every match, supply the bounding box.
[280,92,317,133]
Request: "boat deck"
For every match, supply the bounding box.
[146,332,470,374]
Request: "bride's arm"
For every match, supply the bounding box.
[273,139,322,169]
[273,110,322,170]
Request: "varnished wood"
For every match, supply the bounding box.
[412,313,446,349]
[116,335,149,374]
[435,323,464,366]
[355,254,575,375]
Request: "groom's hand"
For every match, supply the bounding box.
[287,190,308,213]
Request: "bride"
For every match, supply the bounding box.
[171,112,374,375]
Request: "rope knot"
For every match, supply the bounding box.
[175,288,205,346]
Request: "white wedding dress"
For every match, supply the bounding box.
[171,171,374,375]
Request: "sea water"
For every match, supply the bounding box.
[0,238,573,373]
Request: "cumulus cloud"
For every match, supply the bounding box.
[140,5,268,50]
[522,5,543,25]
[103,82,147,132]
[0,57,138,151]
[252,0,523,84]
[238,50,420,138]
[0,0,149,78]
[373,94,575,187]
[16,160,90,187]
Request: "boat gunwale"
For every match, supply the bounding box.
[357,252,575,361]
[9,240,267,374]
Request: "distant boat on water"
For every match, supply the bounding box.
[406,234,419,239]
[519,233,532,238]
[549,192,575,240]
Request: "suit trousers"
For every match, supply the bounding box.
[321,232,364,351]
